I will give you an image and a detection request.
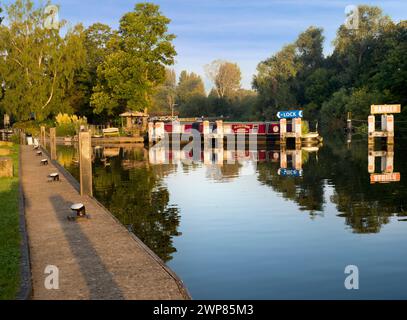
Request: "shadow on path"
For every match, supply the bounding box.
[49,195,124,300]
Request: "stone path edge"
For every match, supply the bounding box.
[16,146,33,300]
[41,147,192,300]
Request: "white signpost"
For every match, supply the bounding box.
[368,104,401,145]
[367,104,401,184]
[278,110,303,146]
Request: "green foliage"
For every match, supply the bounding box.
[176,70,206,105]
[68,23,114,121]
[320,89,349,126]
[152,68,177,114]
[253,44,301,116]
[205,60,242,98]
[91,3,176,115]
[55,113,87,136]
[0,0,86,121]
[253,5,406,127]
[0,144,21,299]
[13,120,41,136]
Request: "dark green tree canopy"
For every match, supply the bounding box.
[0,0,86,121]
[91,3,177,115]
[253,5,406,125]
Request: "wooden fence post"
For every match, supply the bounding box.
[280,119,287,145]
[50,128,57,160]
[79,130,93,197]
[148,122,154,144]
[294,118,302,146]
[386,115,394,145]
[368,115,375,145]
[40,126,46,147]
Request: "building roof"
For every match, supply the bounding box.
[119,111,148,117]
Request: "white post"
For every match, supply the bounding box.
[294,118,302,145]
[384,146,394,173]
[148,122,154,144]
[215,147,224,165]
[280,147,287,169]
[294,147,302,170]
[79,131,93,197]
[215,120,224,149]
[203,121,210,136]
[368,115,375,145]
[155,122,165,141]
[386,115,394,145]
[280,119,287,145]
[381,115,387,132]
[368,148,375,174]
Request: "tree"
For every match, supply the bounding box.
[176,70,206,104]
[320,88,350,126]
[0,0,86,121]
[152,68,176,115]
[334,5,392,66]
[296,26,324,71]
[253,44,300,114]
[91,3,176,115]
[0,4,3,25]
[205,60,241,98]
[68,23,113,120]
[368,21,407,108]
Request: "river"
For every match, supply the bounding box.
[56,133,407,299]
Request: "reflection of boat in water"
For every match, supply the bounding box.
[302,132,323,145]
[100,158,111,167]
[122,160,146,170]
[103,147,120,158]
[302,146,321,153]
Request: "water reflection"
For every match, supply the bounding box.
[56,137,407,265]
[368,144,401,184]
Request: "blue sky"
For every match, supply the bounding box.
[3,0,407,90]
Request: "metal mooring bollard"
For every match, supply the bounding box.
[68,203,90,221]
[48,173,60,182]
[41,159,49,166]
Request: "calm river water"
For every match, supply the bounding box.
[56,133,407,299]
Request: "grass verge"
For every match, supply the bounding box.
[0,143,21,300]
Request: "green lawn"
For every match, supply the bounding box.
[0,143,21,300]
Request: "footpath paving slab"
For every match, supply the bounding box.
[20,145,189,300]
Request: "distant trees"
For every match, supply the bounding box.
[0,0,86,121]
[152,69,177,114]
[176,71,206,104]
[205,60,242,98]
[1,1,404,127]
[65,23,114,121]
[90,3,176,115]
[253,5,406,126]
[253,44,299,118]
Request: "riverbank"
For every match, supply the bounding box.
[0,143,20,299]
[20,145,190,300]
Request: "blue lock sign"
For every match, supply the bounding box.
[278,168,303,177]
[277,110,303,119]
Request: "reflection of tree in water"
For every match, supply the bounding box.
[56,144,80,180]
[206,162,243,182]
[257,132,407,234]
[323,135,407,234]
[257,153,325,216]
[92,147,181,263]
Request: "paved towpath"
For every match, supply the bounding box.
[20,145,189,300]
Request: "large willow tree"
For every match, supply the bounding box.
[91,3,176,115]
[0,0,86,121]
